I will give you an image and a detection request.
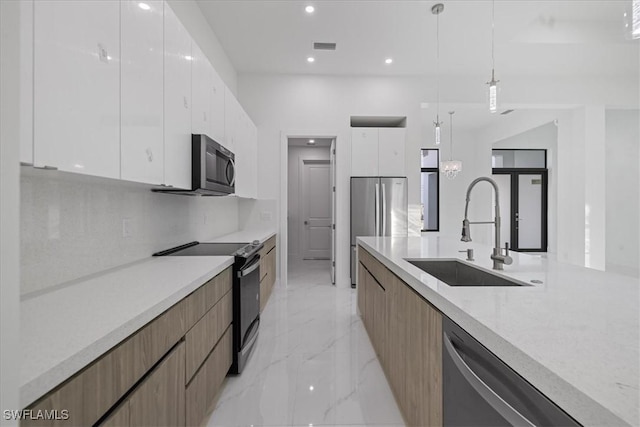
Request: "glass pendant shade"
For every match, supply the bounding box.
[489,80,498,113]
[434,122,441,145]
[440,160,462,179]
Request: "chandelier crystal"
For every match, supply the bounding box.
[440,111,462,179]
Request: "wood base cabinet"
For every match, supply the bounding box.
[357,246,442,427]
[259,235,277,312]
[24,267,233,427]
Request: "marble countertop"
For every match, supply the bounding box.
[205,228,276,244]
[357,236,639,427]
[20,256,234,408]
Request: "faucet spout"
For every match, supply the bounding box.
[461,177,512,270]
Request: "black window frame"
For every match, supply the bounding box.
[420,149,440,232]
[491,149,547,169]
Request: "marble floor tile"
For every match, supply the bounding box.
[206,260,405,427]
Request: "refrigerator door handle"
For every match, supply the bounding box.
[382,183,387,236]
[375,182,380,236]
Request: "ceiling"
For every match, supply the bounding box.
[288,137,333,147]
[197,0,638,78]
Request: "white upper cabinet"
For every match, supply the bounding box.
[34,0,120,178]
[224,86,239,152]
[209,66,226,144]
[163,2,192,189]
[190,41,211,136]
[378,128,406,176]
[351,128,379,176]
[351,128,406,177]
[120,0,164,185]
[20,0,34,165]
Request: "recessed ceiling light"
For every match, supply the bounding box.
[184,55,193,61]
[138,2,151,10]
[305,5,315,14]
[307,139,316,145]
[307,56,315,63]
[385,58,393,64]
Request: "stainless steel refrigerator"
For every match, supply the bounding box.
[351,177,408,286]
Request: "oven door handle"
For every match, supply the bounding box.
[238,256,260,278]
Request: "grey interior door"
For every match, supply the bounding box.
[380,177,408,237]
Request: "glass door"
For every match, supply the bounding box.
[492,170,547,252]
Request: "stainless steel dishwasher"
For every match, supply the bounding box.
[443,316,581,426]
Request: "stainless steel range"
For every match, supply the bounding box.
[154,240,263,374]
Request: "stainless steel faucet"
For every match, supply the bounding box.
[461,177,513,270]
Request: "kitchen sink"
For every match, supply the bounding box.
[405,259,527,287]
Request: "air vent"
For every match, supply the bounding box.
[500,109,515,115]
[313,42,337,51]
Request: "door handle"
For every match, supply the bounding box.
[381,183,387,236]
[443,334,535,427]
[374,183,380,236]
[304,220,309,225]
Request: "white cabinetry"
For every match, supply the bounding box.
[351,128,405,176]
[209,67,226,144]
[378,128,406,176]
[20,0,34,165]
[190,41,211,136]
[34,0,120,178]
[120,0,164,185]
[351,128,379,176]
[225,88,257,198]
[163,2,192,189]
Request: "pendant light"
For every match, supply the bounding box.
[440,111,462,179]
[487,0,499,113]
[432,3,444,144]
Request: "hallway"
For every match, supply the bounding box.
[206,260,404,426]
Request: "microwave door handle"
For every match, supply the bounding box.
[228,158,236,186]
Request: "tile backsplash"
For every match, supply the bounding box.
[20,169,239,296]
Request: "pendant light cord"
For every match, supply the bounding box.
[449,112,454,160]
[436,10,440,121]
[491,0,495,71]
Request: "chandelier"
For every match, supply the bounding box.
[440,111,462,179]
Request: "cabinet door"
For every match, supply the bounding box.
[163,2,191,189]
[235,108,258,198]
[120,0,164,185]
[351,128,379,176]
[99,401,130,427]
[357,262,367,320]
[209,66,226,143]
[191,41,211,136]
[371,273,387,365]
[378,128,406,176]
[20,0,34,165]
[223,86,238,152]
[34,0,120,178]
[129,342,185,427]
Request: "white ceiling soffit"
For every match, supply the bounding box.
[196,0,638,78]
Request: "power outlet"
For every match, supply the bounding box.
[122,218,132,238]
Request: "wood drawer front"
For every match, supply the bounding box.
[129,342,186,427]
[263,235,276,253]
[25,300,186,426]
[99,400,129,427]
[185,289,232,382]
[358,246,386,285]
[186,266,232,330]
[204,266,232,313]
[185,325,233,427]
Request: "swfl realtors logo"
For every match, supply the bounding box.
[3,409,69,421]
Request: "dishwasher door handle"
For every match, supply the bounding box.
[444,333,535,427]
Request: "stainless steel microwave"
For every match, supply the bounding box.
[153,134,235,196]
[192,134,235,196]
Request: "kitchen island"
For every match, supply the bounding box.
[357,235,639,427]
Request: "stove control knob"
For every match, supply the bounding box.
[252,240,260,246]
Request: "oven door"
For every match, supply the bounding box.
[238,254,260,350]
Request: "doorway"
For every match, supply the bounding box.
[492,150,548,252]
[287,137,336,284]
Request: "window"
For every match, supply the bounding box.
[421,149,439,232]
[492,149,546,169]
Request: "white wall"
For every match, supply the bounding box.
[167,0,237,95]
[605,110,639,277]
[287,145,331,259]
[1,1,22,423]
[493,122,558,254]
[20,169,240,296]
